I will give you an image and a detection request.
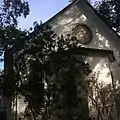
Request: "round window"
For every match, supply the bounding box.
[72,24,93,45]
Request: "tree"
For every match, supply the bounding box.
[70,0,120,33]
[95,0,120,33]
[0,1,92,119]
[0,0,29,26]
[14,23,91,120]
[0,0,29,60]
[0,1,29,119]
[0,21,91,120]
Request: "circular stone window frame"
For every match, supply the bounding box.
[72,23,93,45]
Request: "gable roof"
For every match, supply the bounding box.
[44,0,120,51]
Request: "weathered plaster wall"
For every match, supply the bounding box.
[47,0,120,85]
[47,1,120,118]
[48,1,111,49]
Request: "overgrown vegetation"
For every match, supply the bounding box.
[0,0,120,120]
[1,23,91,120]
[95,0,120,33]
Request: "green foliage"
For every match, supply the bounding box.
[0,26,27,56]
[47,54,90,120]
[95,0,120,32]
[0,0,29,57]
[1,23,91,120]
[1,0,29,26]
[0,1,91,119]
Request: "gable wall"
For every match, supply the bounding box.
[46,1,120,118]
[48,0,120,55]
[47,0,120,81]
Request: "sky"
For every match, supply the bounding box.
[18,0,96,30]
[1,0,70,69]
[0,0,96,69]
[18,0,69,30]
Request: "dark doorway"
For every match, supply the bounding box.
[0,111,6,120]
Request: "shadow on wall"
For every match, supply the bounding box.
[47,3,120,120]
[48,2,120,85]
